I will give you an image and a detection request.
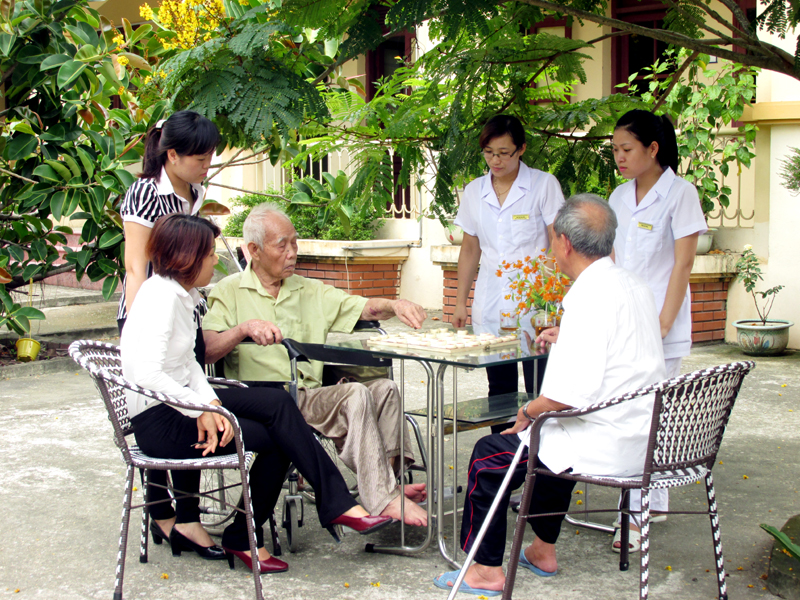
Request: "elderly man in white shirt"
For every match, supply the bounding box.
[434,193,666,597]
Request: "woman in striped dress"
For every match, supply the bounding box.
[117,110,225,559]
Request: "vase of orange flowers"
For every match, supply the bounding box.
[497,253,570,334]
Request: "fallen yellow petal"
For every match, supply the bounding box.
[160,573,169,579]
[479,596,489,600]
[737,566,744,571]
[344,583,350,588]
[576,499,583,505]
[743,475,749,479]
[574,490,583,495]
[748,585,754,588]
[133,486,138,491]
[719,461,724,465]
[370,582,381,587]
[665,566,672,571]
[782,384,787,387]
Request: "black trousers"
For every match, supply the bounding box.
[131,388,357,550]
[460,433,575,567]
[486,357,547,434]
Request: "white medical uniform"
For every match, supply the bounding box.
[609,167,707,359]
[609,166,706,518]
[454,161,564,334]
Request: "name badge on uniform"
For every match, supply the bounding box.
[637,222,653,230]
[512,214,529,221]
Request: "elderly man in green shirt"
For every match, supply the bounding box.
[203,203,429,526]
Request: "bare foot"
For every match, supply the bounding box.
[524,540,558,574]
[402,482,427,503]
[612,522,640,551]
[342,505,370,519]
[461,564,505,592]
[173,521,216,548]
[380,494,428,526]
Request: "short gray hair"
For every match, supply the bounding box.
[243,202,292,249]
[553,193,617,258]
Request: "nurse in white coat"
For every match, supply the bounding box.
[453,115,564,431]
[608,109,707,552]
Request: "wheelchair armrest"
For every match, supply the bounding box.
[281,338,390,368]
[353,320,382,332]
[207,377,249,389]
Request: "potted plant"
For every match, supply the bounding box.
[732,245,793,356]
[496,254,570,330]
[0,277,45,362]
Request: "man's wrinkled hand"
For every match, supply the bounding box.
[395,299,427,329]
[242,319,283,346]
[501,405,532,436]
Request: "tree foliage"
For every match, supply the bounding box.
[0,0,168,333]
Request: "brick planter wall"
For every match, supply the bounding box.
[442,269,730,340]
[295,260,402,299]
[442,269,476,324]
[690,280,729,343]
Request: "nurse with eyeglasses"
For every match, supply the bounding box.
[453,115,565,429]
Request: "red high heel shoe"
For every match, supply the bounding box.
[223,548,288,573]
[326,514,393,541]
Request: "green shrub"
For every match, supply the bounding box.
[221,189,385,241]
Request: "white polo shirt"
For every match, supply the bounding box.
[525,257,666,477]
[454,161,564,333]
[609,168,707,359]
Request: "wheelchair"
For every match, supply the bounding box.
[201,322,428,554]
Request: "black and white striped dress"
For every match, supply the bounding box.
[117,169,205,321]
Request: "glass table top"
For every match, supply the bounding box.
[324,326,548,368]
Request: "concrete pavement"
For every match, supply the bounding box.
[0,308,797,599]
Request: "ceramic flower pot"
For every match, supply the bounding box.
[733,319,794,356]
[15,338,41,362]
[696,230,714,255]
[444,220,463,245]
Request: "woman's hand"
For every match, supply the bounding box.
[195,400,233,456]
[452,305,468,328]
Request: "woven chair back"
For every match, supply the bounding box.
[647,361,753,476]
[69,340,134,460]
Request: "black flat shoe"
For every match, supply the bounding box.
[150,521,170,546]
[169,527,227,560]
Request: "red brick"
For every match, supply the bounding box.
[713,292,727,301]
[444,287,457,297]
[710,319,726,330]
[712,330,725,340]
[693,331,713,342]
[362,288,385,297]
[373,263,396,271]
[361,271,384,280]
[691,283,705,292]
[694,312,714,322]
[692,321,704,332]
[345,264,374,272]
[333,264,348,271]
[691,303,703,313]
[296,262,316,269]
[705,282,724,291]
[294,269,308,277]
[702,301,724,311]
[333,281,350,288]
[305,270,324,278]
[694,292,714,302]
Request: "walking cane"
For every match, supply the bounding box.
[447,440,528,600]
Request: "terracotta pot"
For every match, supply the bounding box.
[733,319,794,356]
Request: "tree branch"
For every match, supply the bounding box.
[512,0,796,76]
[206,148,245,183]
[651,50,700,112]
[0,167,37,184]
[5,263,79,290]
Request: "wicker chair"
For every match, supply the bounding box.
[69,340,264,600]
[450,360,754,600]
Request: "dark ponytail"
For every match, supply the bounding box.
[139,110,222,181]
[614,109,679,174]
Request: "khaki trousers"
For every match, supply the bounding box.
[297,379,414,515]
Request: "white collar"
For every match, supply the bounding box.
[479,161,532,207]
[629,167,676,212]
[154,274,202,310]
[154,166,206,214]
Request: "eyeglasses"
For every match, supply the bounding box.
[482,147,519,161]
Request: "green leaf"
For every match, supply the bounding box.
[15,306,45,320]
[98,230,123,248]
[291,192,314,204]
[56,60,87,90]
[5,134,37,160]
[119,52,150,71]
[0,33,16,56]
[102,275,119,299]
[44,159,73,182]
[75,146,95,179]
[61,153,82,179]
[74,44,101,62]
[32,164,60,182]
[129,24,152,46]
[50,191,66,221]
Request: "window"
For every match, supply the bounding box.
[611,0,671,95]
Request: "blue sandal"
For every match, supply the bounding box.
[518,548,557,577]
[433,570,502,596]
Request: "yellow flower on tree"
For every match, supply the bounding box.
[145,0,226,50]
[140,3,155,20]
[117,55,130,66]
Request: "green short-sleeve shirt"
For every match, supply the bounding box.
[203,265,368,387]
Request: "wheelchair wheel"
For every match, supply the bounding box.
[199,470,242,536]
[282,497,302,553]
